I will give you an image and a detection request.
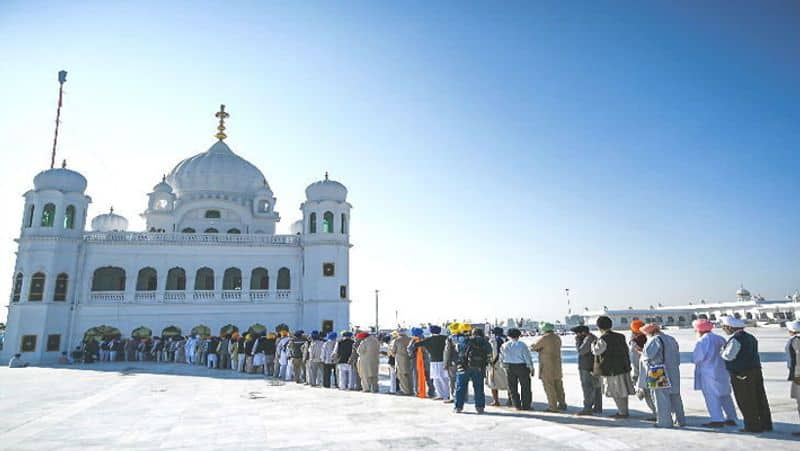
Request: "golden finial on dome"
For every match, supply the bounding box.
[215,104,229,140]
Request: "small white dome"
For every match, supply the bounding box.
[305,174,347,202]
[167,141,267,197]
[152,176,173,194]
[736,287,751,297]
[290,219,304,235]
[33,167,87,193]
[91,208,129,232]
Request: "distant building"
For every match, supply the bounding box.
[580,287,800,329]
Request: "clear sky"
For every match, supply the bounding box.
[1,1,798,327]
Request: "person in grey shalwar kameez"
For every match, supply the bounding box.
[640,323,686,428]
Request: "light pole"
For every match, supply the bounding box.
[374,289,380,333]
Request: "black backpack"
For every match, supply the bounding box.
[463,337,488,368]
[290,340,305,359]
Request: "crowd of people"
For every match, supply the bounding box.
[69,316,800,436]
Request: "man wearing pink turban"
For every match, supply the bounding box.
[692,318,738,428]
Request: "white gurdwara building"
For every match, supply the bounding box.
[2,107,352,363]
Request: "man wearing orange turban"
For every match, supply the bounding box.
[629,319,656,420]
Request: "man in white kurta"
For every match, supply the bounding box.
[691,319,737,427]
[640,323,686,428]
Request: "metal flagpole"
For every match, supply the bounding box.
[374,290,380,333]
[50,70,68,169]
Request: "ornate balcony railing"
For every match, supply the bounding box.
[221,290,242,300]
[83,231,300,246]
[89,291,125,302]
[86,290,295,304]
[193,290,215,300]
[164,291,186,301]
[134,291,157,302]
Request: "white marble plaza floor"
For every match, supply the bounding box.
[1,328,798,450]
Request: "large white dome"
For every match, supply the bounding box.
[166,141,267,197]
[33,167,87,193]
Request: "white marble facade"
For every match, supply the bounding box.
[2,119,352,363]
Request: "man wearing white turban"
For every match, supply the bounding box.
[720,315,772,433]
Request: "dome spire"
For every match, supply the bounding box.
[215,104,229,140]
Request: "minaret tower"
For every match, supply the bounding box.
[300,172,351,332]
[2,71,92,363]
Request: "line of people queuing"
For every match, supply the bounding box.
[74,315,800,435]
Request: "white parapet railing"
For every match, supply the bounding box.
[221,290,242,300]
[193,290,215,301]
[89,291,125,302]
[83,231,300,246]
[164,291,186,301]
[134,291,157,302]
[86,290,294,304]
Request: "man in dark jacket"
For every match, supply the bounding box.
[572,325,602,415]
[206,337,220,369]
[334,331,355,390]
[453,326,492,414]
[591,316,635,418]
[720,316,772,433]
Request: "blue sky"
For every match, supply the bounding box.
[1,1,798,325]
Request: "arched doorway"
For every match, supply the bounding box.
[191,325,211,337]
[219,324,239,337]
[161,325,182,338]
[131,326,153,339]
[84,325,122,342]
[247,323,266,335]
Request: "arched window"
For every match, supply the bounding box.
[166,267,186,290]
[223,267,242,290]
[54,273,68,301]
[204,228,218,234]
[63,205,76,229]
[745,312,753,320]
[258,200,270,212]
[277,267,291,290]
[709,314,717,321]
[323,211,334,233]
[181,227,196,233]
[136,267,157,291]
[620,317,628,324]
[734,312,742,319]
[667,316,675,324]
[12,273,23,302]
[204,210,221,219]
[29,272,46,301]
[25,205,35,228]
[227,228,241,234]
[195,267,214,290]
[655,316,663,323]
[91,267,126,291]
[250,268,268,290]
[41,203,56,227]
[678,316,686,323]
[309,213,317,233]
[341,213,347,234]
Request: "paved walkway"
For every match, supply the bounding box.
[1,328,798,450]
